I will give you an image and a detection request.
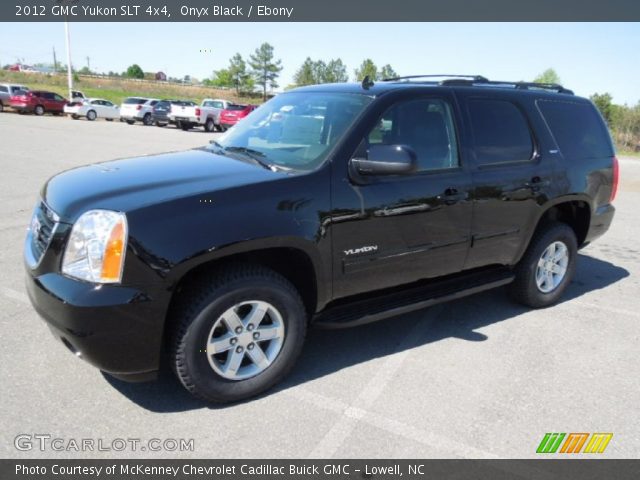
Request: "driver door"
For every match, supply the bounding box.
[330,94,473,299]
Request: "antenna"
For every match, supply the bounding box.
[361,75,374,90]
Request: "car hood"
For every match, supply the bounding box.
[42,148,279,222]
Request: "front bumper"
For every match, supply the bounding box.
[25,270,164,381]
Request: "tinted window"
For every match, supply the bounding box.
[0,86,7,93]
[43,92,55,99]
[11,86,25,93]
[367,98,459,171]
[124,97,147,105]
[53,94,64,101]
[537,100,613,159]
[468,99,533,165]
[227,104,247,111]
[148,100,158,106]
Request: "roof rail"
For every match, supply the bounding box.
[382,74,489,83]
[383,74,574,95]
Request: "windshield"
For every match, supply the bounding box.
[211,92,372,171]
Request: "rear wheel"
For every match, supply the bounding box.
[71,114,79,120]
[34,105,45,116]
[204,118,215,132]
[170,264,307,403]
[106,118,113,122]
[509,222,577,308]
[181,122,190,131]
[142,113,153,126]
[86,110,97,121]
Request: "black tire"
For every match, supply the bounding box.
[170,264,307,403]
[0,102,4,113]
[86,110,97,121]
[34,105,45,116]
[126,120,135,125]
[509,222,577,308]
[215,124,223,132]
[71,114,79,120]
[204,118,215,132]
[155,121,166,127]
[181,123,190,131]
[106,118,113,122]
[142,113,152,126]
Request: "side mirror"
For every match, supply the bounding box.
[351,144,417,176]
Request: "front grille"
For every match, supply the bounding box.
[30,201,58,264]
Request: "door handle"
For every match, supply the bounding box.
[439,187,466,205]
[524,176,550,192]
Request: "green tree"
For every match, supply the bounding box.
[293,57,316,86]
[324,59,348,83]
[125,64,144,79]
[354,59,377,82]
[211,68,234,88]
[590,93,615,124]
[533,68,561,85]
[248,42,283,100]
[378,64,397,80]
[228,53,251,94]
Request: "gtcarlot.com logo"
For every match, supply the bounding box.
[14,434,195,453]
[536,432,613,454]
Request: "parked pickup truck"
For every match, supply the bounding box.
[171,98,231,132]
[24,75,617,404]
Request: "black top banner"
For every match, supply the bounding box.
[3,0,640,22]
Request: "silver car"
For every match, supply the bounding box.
[0,83,29,112]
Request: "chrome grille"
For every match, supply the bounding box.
[29,201,58,264]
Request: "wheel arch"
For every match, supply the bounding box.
[516,196,592,263]
[165,239,327,320]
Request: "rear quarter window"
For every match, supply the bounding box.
[537,100,614,160]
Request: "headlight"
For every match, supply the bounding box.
[62,210,128,284]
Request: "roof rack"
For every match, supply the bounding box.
[382,74,489,83]
[382,75,574,95]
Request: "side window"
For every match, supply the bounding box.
[366,98,459,171]
[467,99,534,165]
[44,92,55,100]
[537,100,613,160]
[54,94,64,101]
[0,86,8,93]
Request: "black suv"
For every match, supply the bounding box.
[24,75,617,403]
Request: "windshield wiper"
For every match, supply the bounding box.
[223,146,276,171]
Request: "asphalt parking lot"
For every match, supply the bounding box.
[1,113,639,459]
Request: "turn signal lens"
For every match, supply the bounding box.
[100,219,126,282]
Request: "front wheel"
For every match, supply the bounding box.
[509,222,577,308]
[142,113,153,126]
[170,264,307,403]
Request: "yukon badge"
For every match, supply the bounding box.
[344,245,379,256]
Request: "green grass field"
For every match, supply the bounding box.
[0,71,262,105]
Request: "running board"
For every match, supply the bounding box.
[313,268,515,329]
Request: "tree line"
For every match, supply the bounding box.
[206,42,399,98]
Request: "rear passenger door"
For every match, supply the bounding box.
[458,93,556,269]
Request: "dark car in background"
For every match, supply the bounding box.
[150,99,173,127]
[219,104,257,130]
[10,90,67,115]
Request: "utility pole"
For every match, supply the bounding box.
[64,21,73,100]
[86,56,90,72]
[52,46,58,73]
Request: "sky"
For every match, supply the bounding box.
[0,22,638,104]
